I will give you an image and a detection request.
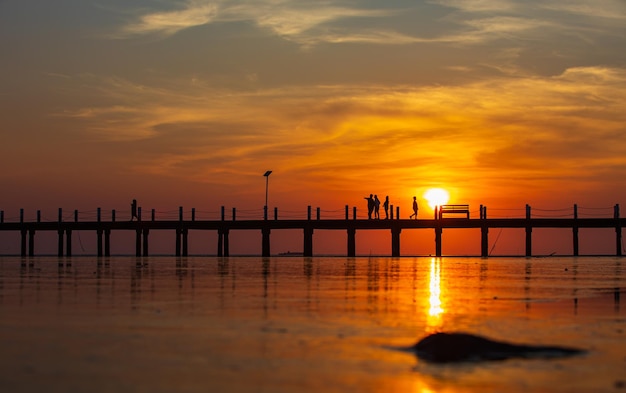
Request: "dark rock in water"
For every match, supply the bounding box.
[412,332,585,363]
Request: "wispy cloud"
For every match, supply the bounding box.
[115,0,394,44]
[429,0,518,13]
[119,1,219,37]
[539,0,626,21]
[114,0,618,48]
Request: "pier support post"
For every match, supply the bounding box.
[217,229,230,257]
[182,229,189,257]
[97,229,103,257]
[66,229,72,257]
[218,230,224,257]
[573,204,579,256]
[28,229,35,256]
[435,227,442,257]
[143,229,149,256]
[223,229,229,257]
[525,228,532,257]
[57,209,64,257]
[175,229,182,256]
[525,204,532,257]
[21,229,27,257]
[262,227,271,257]
[481,226,489,257]
[616,226,622,257]
[480,205,489,257]
[304,226,314,257]
[57,229,64,257]
[615,204,622,257]
[347,228,356,257]
[135,229,142,257]
[104,230,111,257]
[391,226,401,257]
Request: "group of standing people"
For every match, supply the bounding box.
[364,194,390,220]
[364,195,418,220]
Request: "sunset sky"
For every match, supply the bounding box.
[1,1,626,255]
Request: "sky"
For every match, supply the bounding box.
[1,0,626,255]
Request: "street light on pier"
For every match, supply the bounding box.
[263,170,272,220]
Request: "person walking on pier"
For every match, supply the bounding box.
[383,196,390,219]
[410,196,418,219]
[131,199,138,221]
[374,195,381,219]
[364,194,374,219]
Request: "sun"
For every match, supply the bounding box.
[424,188,450,210]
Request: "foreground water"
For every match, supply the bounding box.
[0,256,624,393]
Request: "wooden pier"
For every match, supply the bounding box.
[0,205,624,258]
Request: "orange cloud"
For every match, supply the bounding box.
[48,66,626,211]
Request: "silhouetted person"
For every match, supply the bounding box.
[410,196,418,219]
[131,199,138,221]
[374,195,381,219]
[364,194,374,219]
[383,196,390,219]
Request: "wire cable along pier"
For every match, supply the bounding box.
[1,204,624,258]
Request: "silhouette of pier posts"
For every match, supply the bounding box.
[615,204,622,257]
[217,229,230,257]
[173,207,189,257]
[175,228,189,257]
[480,205,489,257]
[57,209,63,257]
[141,229,149,256]
[525,204,532,257]
[20,229,26,256]
[573,204,579,256]
[105,229,111,257]
[58,229,64,257]
[96,208,104,257]
[262,227,271,257]
[435,226,442,257]
[217,206,232,257]
[135,229,142,257]
[347,228,356,257]
[391,227,401,257]
[304,226,314,257]
[301,206,315,257]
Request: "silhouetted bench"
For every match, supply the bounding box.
[439,204,470,219]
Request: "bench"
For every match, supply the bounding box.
[438,204,470,219]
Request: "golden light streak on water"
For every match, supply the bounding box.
[427,257,444,330]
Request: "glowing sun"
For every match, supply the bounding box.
[424,188,450,210]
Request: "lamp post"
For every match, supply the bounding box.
[263,170,272,220]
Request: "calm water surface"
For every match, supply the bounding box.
[0,256,624,393]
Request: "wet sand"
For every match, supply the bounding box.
[0,256,624,392]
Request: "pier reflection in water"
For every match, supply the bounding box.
[0,256,624,393]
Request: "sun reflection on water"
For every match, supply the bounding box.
[427,257,444,330]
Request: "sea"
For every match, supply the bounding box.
[0,255,624,393]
